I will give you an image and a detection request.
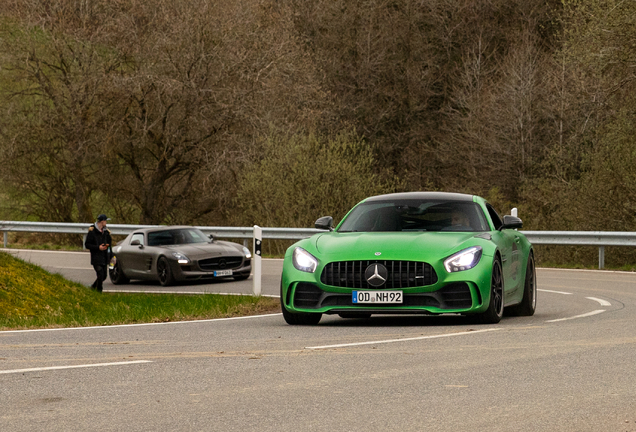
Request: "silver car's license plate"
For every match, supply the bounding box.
[214,269,233,277]
[352,290,403,304]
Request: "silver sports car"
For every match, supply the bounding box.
[108,226,252,286]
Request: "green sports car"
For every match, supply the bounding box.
[280,192,536,325]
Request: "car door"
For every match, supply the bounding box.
[124,233,148,277]
[486,204,522,300]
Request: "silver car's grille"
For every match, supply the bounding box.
[320,260,437,288]
[198,256,244,271]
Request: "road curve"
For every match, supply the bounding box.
[1,250,636,431]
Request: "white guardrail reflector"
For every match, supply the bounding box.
[252,225,262,296]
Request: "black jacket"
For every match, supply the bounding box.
[85,225,112,266]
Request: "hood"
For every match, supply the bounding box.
[162,241,242,259]
[311,231,489,262]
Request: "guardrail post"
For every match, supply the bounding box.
[599,246,605,269]
[3,232,7,248]
[252,225,262,296]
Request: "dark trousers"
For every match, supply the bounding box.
[92,265,107,292]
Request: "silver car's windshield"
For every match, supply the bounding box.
[338,200,489,233]
[147,229,209,246]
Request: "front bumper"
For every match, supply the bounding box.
[281,257,492,315]
[170,258,251,281]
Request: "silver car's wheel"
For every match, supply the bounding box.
[109,258,130,285]
[157,257,174,286]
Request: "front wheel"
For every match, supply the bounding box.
[507,253,537,316]
[280,284,322,325]
[157,257,174,286]
[477,257,504,324]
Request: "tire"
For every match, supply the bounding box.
[157,257,174,287]
[507,253,537,316]
[109,257,130,285]
[280,284,322,325]
[477,257,504,324]
[233,273,250,281]
[338,313,372,319]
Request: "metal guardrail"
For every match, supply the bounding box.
[0,221,320,240]
[1,221,633,268]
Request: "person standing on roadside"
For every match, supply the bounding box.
[85,214,112,292]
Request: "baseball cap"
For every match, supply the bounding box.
[96,214,110,222]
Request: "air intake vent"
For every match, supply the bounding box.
[293,283,323,308]
[198,256,243,271]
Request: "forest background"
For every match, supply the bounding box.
[0,0,635,266]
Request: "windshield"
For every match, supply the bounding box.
[147,229,209,246]
[338,199,489,233]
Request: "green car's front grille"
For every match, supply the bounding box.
[320,260,438,288]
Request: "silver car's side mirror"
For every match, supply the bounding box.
[131,239,144,248]
[208,234,215,242]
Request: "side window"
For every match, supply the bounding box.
[131,233,145,246]
[486,204,503,230]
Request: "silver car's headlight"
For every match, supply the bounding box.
[444,246,482,272]
[293,247,318,273]
[242,246,252,259]
[172,252,191,264]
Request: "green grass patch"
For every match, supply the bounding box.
[538,261,636,272]
[0,252,280,330]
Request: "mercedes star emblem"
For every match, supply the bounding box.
[365,263,388,287]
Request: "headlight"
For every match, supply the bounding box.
[293,247,318,273]
[444,246,482,272]
[242,246,252,259]
[172,252,191,264]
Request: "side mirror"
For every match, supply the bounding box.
[208,234,215,242]
[501,215,523,230]
[315,216,334,231]
[131,239,144,248]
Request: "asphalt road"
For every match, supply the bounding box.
[1,249,636,431]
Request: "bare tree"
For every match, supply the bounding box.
[0,1,127,221]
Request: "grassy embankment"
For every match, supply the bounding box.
[0,252,280,330]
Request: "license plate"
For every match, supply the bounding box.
[214,269,233,277]
[352,290,403,304]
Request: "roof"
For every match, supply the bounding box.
[131,225,195,234]
[364,192,475,202]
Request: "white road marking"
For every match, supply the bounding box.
[546,310,606,323]
[586,297,611,307]
[0,313,283,334]
[538,289,573,295]
[305,328,502,350]
[0,360,152,375]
